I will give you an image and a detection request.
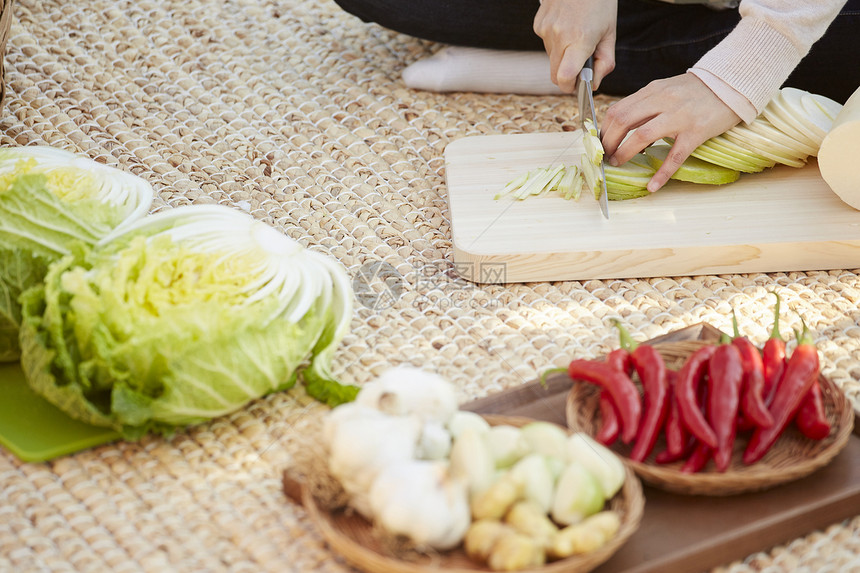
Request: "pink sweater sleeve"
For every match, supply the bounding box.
[688,0,847,123]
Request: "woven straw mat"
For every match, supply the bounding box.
[2,1,860,572]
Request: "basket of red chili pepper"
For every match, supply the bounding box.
[564,299,854,496]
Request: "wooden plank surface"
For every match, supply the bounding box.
[462,323,860,573]
[444,132,860,283]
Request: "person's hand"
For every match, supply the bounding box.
[601,73,742,192]
[534,0,617,93]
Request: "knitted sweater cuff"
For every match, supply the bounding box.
[690,17,803,116]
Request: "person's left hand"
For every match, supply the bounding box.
[600,73,742,192]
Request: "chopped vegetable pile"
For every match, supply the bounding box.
[323,366,627,570]
[565,293,829,472]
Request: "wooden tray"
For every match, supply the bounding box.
[444,132,860,283]
[461,323,860,573]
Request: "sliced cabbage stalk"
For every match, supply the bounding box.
[744,117,818,157]
[644,145,740,185]
[0,146,154,362]
[778,88,830,141]
[599,153,655,200]
[697,136,776,170]
[19,204,356,437]
[722,130,807,168]
[689,140,770,174]
[496,165,580,201]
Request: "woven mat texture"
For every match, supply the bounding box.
[2,1,860,571]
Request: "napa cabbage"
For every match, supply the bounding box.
[19,204,357,438]
[0,146,153,361]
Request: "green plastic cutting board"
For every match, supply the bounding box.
[0,362,120,462]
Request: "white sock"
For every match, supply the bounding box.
[402,47,564,95]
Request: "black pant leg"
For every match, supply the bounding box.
[332,0,543,50]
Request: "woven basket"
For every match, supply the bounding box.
[0,0,11,108]
[566,340,855,496]
[286,414,645,573]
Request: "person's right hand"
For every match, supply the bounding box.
[533,0,618,93]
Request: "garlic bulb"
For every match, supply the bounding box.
[417,420,453,460]
[356,366,459,423]
[369,459,471,550]
[327,407,422,517]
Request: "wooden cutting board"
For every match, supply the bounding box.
[444,132,860,283]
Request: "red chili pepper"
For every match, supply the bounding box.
[675,345,718,449]
[726,311,772,429]
[662,370,687,458]
[681,441,711,473]
[732,337,774,429]
[762,291,787,405]
[736,412,755,432]
[655,433,695,464]
[597,392,620,445]
[744,319,820,464]
[629,345,670,462]
[567,359,642,444]
[607,346,634,375]
[795,378,831,440]
[707,343,744,471]
[596,348,632,446]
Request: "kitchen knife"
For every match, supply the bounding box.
[578,56,609,219]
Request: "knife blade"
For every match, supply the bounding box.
[578,56,609,219]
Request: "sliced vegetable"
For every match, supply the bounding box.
[519,421,569,460]
[566,433,626,499]
[485,424,531,468]
[644,145,740,185]
[496,165,580,201]
[509,453,557,514]
[550,461,605,526]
